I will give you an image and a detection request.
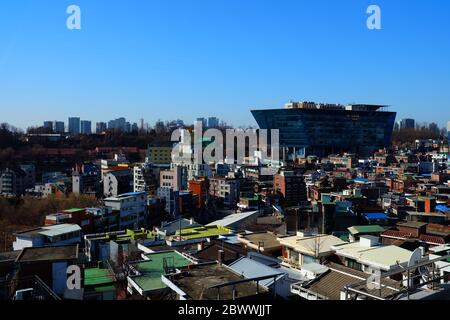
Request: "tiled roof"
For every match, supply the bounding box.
[381,229,413,239]
[419,234,446,245]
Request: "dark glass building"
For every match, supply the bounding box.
[251,102,396,157]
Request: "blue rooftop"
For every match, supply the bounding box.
[364,212,389,220]
[436,205,450,213]
[117,192,146,197]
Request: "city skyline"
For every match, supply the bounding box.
[1,1,450,129]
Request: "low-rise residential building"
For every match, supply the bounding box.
[84,229,163,261]
[205,211,261,230]
[104,192,147,230]
[274,170,307,207]
[278,232,346,267]
[13,224,82,251]
[209,177,240,208]
[103,169,133,198]
[332,236,414,275]
[0,167,26,196]
[127,250,194,297]
[161,262,269,300]
[167,225,234,247]
[15,245,80,297]
[83,264,117,300]
[237,232,282,256]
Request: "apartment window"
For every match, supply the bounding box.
[347,259,363,271]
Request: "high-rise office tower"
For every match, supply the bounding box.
[43,121,53,131]
[207,117,219,128]
[400,118,415,130]
[68,117,81,135]
[447,121,450,141]
[80,120,92,135]
[96,122,107,133]
[54,121,65,133]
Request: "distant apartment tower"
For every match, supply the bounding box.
[80,120,92,135]
[207,117,220,128]
[54,121,65,133]
[68,117,81,135]
[400,118,415,130]
[108,117,130,132]
[43,121,53,131]
[447,121,450,141]
[154,120,165,134]
[196,118,207,127]
[96,122,107,133]
[428,122,439,134]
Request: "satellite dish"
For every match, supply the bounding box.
[407,248,423,268]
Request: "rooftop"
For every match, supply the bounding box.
[15,224,81,238]
[237,232,282,252]
[278,234,346,256]
[332,242,413,270]
[84,267,116,287]
[205,211,260,228]
[175,226,234,240]
[348,225,386,235]
[228,257,285,287]
[16,244,79,263]
[299,262,401,300]
[398,221,428,229]
[85,229,158,241]
[62,208,85,213]
[130,251,193,292]
[165,263,268,300]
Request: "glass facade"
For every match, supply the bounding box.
[251,107,396,156]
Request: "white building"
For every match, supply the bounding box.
[104,192,147,230]
[13,224,82,251]
[331,236,414,274]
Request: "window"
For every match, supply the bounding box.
[347,259,363,271]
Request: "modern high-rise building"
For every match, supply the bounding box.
[447,121,450,141]
[207,117,219,128]
[43,121,53,131]
[251,101,397,157]
[196,118,207,127]
[54,121,65,133]
[80,120,92,135]
[108,117,126,131]
[399,118,415,130]
[96,122,107,133]
[68,117,81,135]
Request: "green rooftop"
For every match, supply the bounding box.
[348,225,386,235]
[84,267,116,287]
[176,225,233,240]
[102,229,158,241]
[130,251,192,292]
[63,208,85,213]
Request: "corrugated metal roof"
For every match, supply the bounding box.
[206,211,260,227]
[39,224,81,237]
[228,257,285,287]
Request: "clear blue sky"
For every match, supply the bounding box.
[1,0,450,130]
